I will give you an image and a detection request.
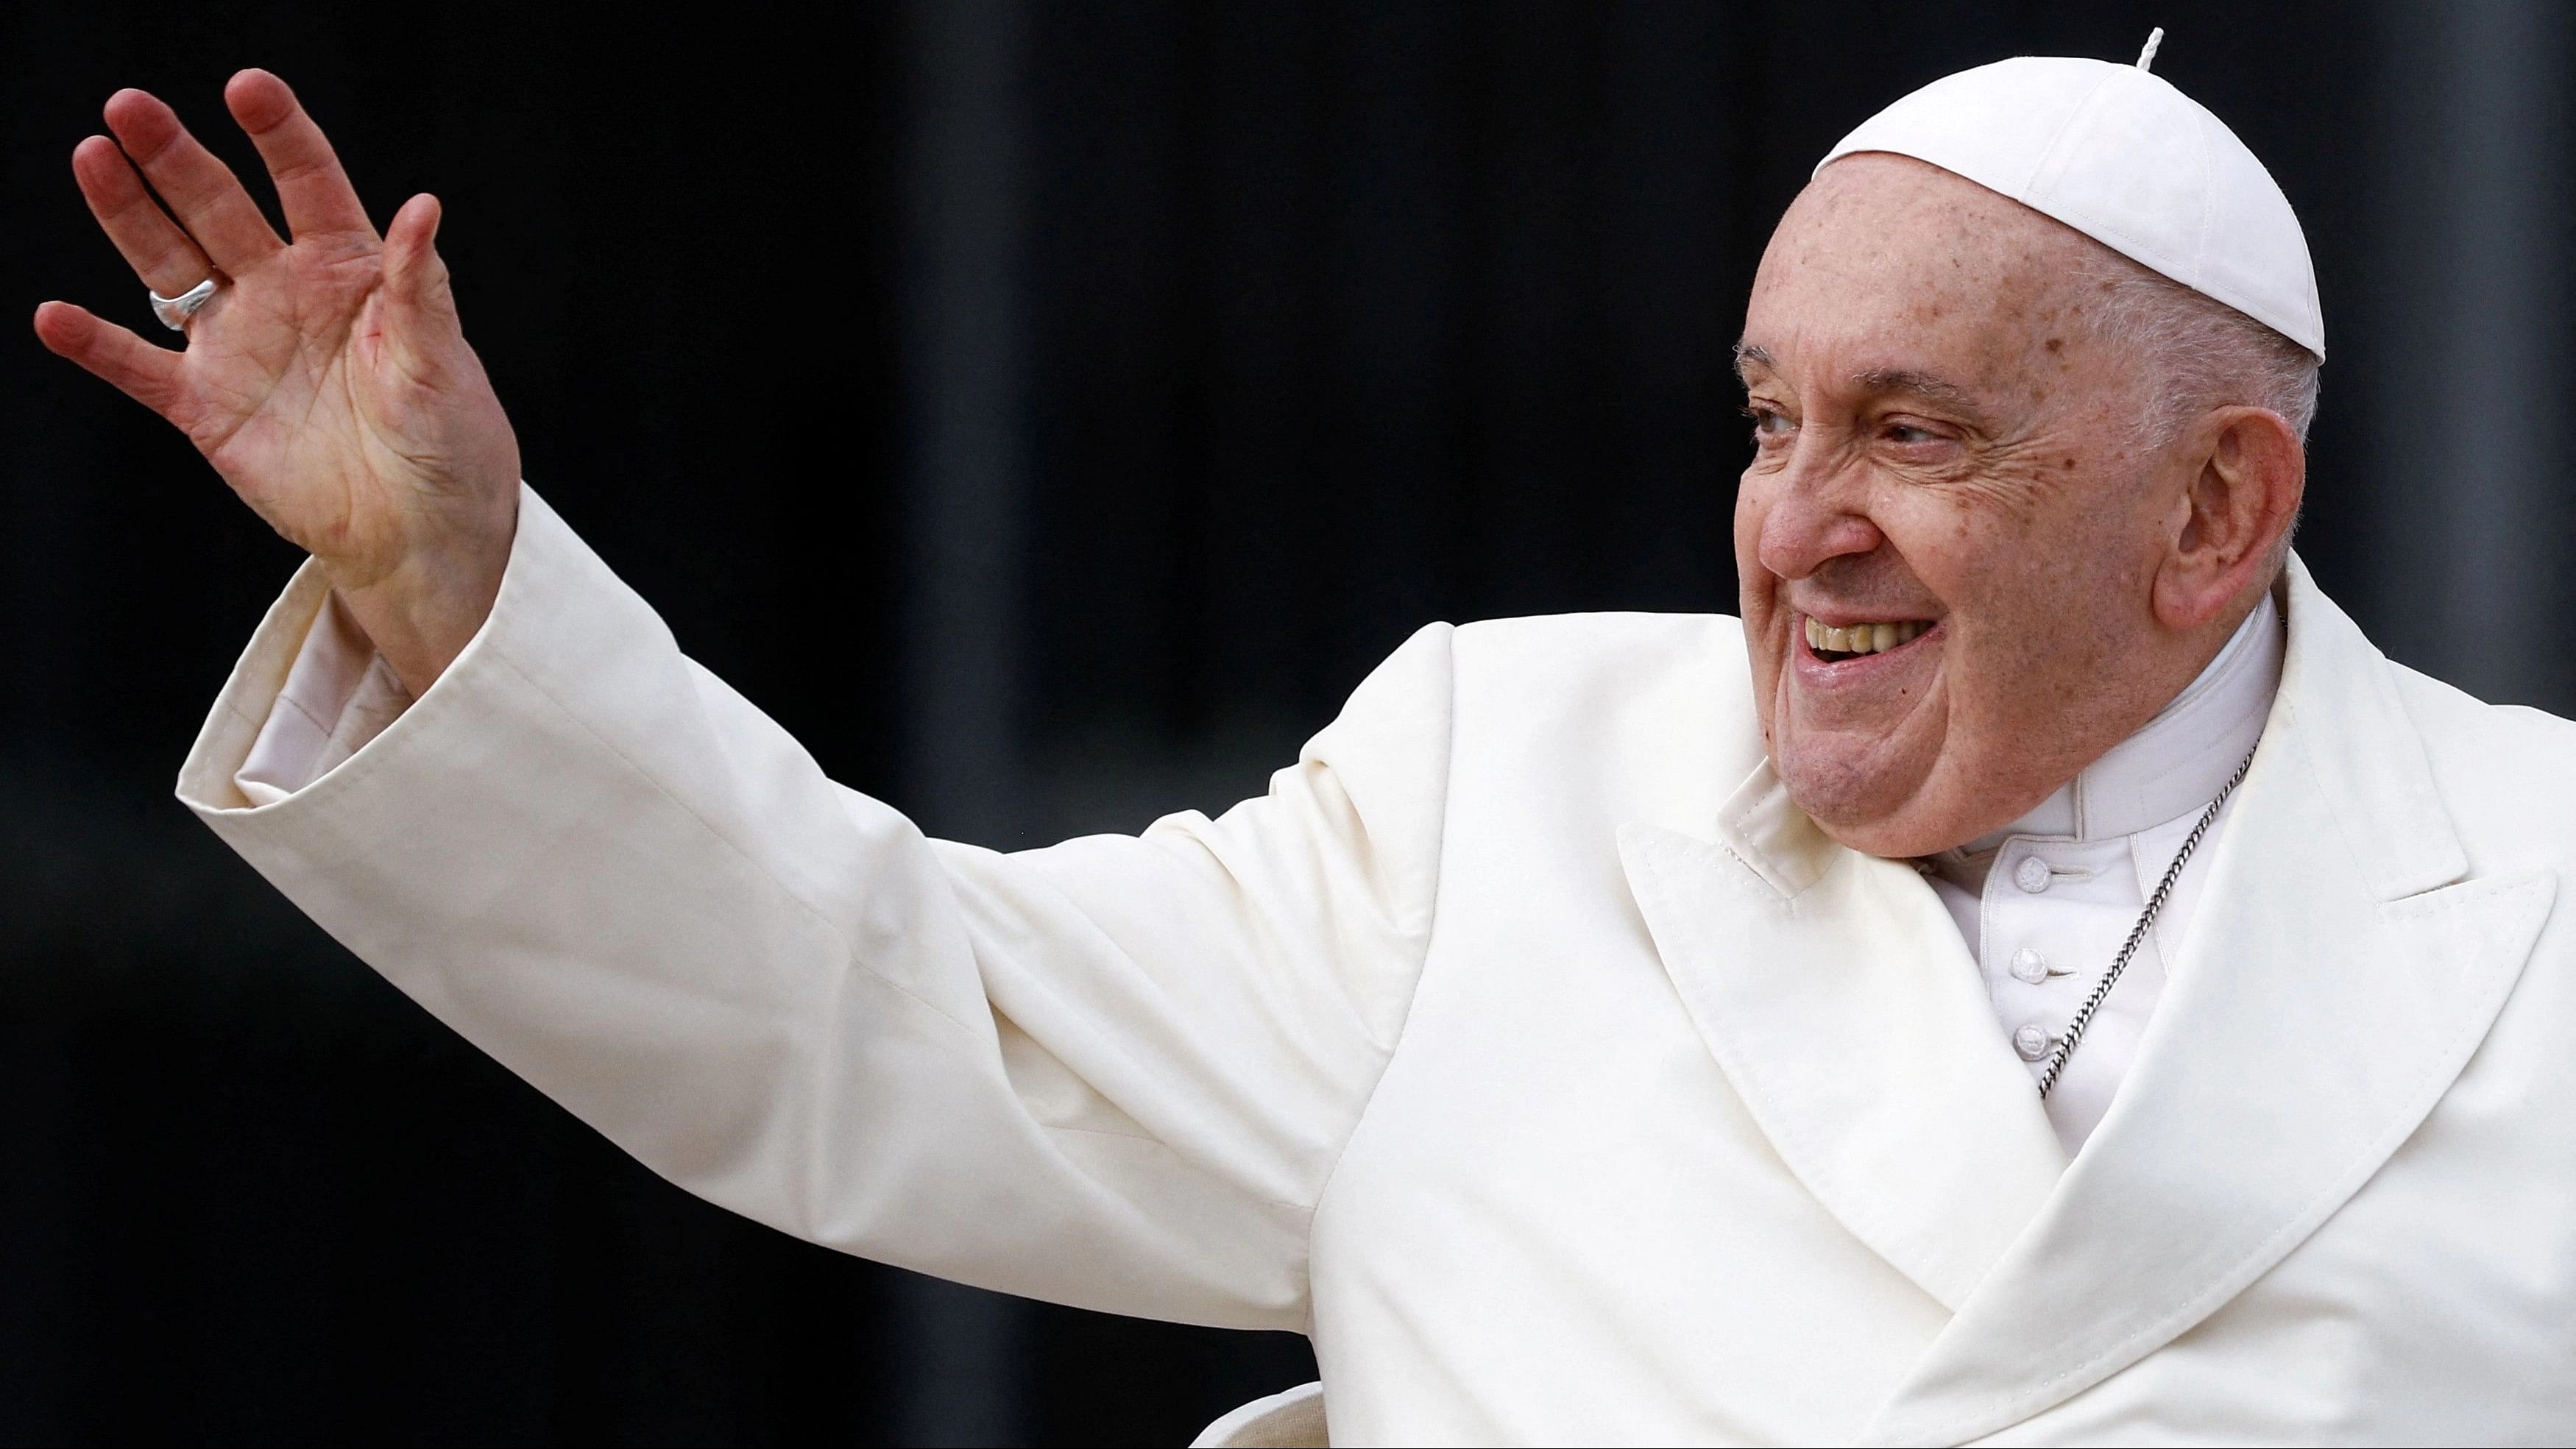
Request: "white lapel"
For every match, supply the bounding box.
[1859,559,2558,1446]
[1619,771,2067,1314]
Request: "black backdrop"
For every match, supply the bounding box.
[4,2,2569,1444]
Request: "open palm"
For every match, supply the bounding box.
[36,70,520,691]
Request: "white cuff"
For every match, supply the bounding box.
[233,587,415,805]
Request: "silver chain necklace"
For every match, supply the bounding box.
[2034,746,2257,1099]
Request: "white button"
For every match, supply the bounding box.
[2010,947,2048,984]
[2014,856,2053,893]
[2012,1024,2055,1061]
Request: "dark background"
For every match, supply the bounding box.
[3,1,2569,1443]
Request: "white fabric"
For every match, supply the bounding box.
[1817,54,2325,357]
[180,487,2576,1443]
[1923,593,2283,1153]
[235,590,411,806]
[1190,1380,1326,1448]
[234,580,2282,1159]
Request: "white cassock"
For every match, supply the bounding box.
[177,487,2576,1445]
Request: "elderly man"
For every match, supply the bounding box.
[36,43,2576,1447]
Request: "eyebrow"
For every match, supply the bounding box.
[1851,366,1978,408]
[1733,347,1992,422]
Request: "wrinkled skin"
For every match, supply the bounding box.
[1736,154,2305,858]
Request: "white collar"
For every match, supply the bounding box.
[1961,592,2284,852]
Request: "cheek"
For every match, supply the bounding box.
[1733,481,1785,723]
[1731,473,1771,602]
[1864,494,1984,598]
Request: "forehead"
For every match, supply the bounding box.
[1741,155,2103,383]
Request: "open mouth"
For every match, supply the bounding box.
[1803,615,1933,664]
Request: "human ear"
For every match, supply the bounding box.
[2151,407,2305,631]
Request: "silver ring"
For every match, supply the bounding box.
[149,278,218,333]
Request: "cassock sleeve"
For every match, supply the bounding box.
[176,486,1451,1331]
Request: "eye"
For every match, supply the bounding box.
[1880,419,1947,446]
[1744,405,1794,445]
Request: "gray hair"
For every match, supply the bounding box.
[2078,252,2322,448]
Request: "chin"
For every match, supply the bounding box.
[1772,741,1961,859]
[1779,751,1903,838]
[1808,810,1959,860]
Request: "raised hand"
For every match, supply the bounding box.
[35,70,520,695]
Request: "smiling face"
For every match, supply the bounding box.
[1736,155,2256,857]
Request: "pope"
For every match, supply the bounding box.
[36,39,2576,1447]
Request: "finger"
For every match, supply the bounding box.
[225,69,375,244]
[32,301,186,418]
[102,88,283,274]
[383,194,461,338]
[71,135,214,297]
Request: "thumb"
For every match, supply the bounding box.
[382,193,460,334]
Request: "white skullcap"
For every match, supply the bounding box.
[1815,35,2324,359]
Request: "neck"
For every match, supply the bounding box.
[1958,591,2283,852]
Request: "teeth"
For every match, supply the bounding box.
[1803,616,1928,657]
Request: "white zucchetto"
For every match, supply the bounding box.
[1815,37,2324,358]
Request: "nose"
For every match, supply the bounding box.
[1754,456,1884,583]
